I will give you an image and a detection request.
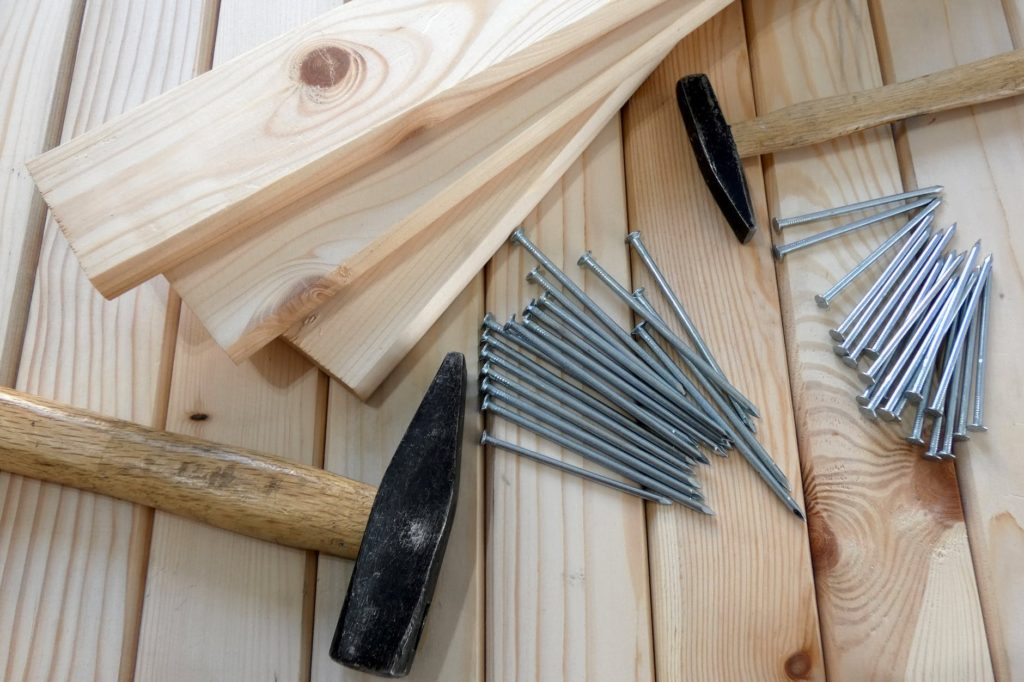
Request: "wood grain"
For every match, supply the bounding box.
[484,119,656,682]
[0,385,374,558]
[0,0,83,386]
[27,0,676,298]
[133,3,334,679]
[732,49,1024,157]
[166,0,729,364]
[284,0,728,398]
[744,0,994,678]
[311,286,484,681]
[621,5,824,679]
[871,1,1024,678]
[0,1,212,679]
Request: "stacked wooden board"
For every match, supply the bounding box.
[1,0,1021,679]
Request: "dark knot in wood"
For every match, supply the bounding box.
[299,46,352,88]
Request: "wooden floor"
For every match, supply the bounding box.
[0,0,1020,680]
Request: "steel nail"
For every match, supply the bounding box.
[906,377,931,446]
[968,274,991,432]
[774,186,943,231]
[773,196,937,260]
[952,326,972,442]
[481,431,672,505]
[924,413,944,460]
[830,215,934,342]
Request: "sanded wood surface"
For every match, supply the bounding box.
[745,0,994,678]
[732,48,1024,157]
[311,287,484,681]
[0,1,211,679]
[622,5,823,679]
[28,0,678,299]
[167,0,729,365]
[871,1,1024,678]
[484,120,656,682]
[134,4,335,679]
[0,0,82,387]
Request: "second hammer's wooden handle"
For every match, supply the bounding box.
[733,49,1024,157]
[0,387,376,559]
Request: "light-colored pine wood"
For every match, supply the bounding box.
[311,286,484,681]
[744,0,994,678]
[133,3,333,679]
[871,1,1024,678]
[0,385,374,557]
[732,48,1024,157]
[284,0,727,398]
[0,0,82,386]
[166,0,729,364]
[621,5,824,679]
[0,1,212,679]
[484,119,656,682]
[27,0,680,299]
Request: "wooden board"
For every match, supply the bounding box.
[744,0,994,678]
[484,119,656,682]
[28,0,676,299]
[310,286,484,681]
[132,3,331,679]
[621,4,824,679]
[0,0,82,386]
[284,0,729,398]
[871,0,1024,678]
[166,0,729,364]
[0,0,212,679]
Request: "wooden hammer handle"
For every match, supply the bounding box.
[0,387,376,559]
[733,49,1024,157]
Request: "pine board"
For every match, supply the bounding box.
[871,1,1024,678]
[0,0,82,387]
[744,0,993,678]
[0,0,211,679]
[621,4,823,679]
[310,285,484,681]
[484,119,656,682]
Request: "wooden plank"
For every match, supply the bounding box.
[166,0,729,364]
[484,119,655,682]
[744,0,994,678]
[310,286,484,681]
[0,1,213,679]
[27,0,680,299]
[133,2,334,679]
[0,0,83,386]
[621,5,824,679]
[871,1,1024,678]
[285,0,728,398]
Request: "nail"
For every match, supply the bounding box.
[906,377,931,446]
[774,186,943,231]
[815,207,931,308]
[952,326,971,442]
[968,274,991,432]
[482,398,713,514]
[482,431,672,505]
[830,216,933,342]
[924,413,944,460]
[773,196,937,260]
[482,380,702,494]
[927,256,991,414]
[939,371,958,458]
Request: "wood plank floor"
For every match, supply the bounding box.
[0,1,1019,680]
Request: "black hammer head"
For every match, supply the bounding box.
[331,352,466,677]
[676,74,757,243]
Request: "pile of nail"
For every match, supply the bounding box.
[775,186,992,459]
[478,227,804,517]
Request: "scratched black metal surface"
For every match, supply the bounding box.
[331,352,466,677]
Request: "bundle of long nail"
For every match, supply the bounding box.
[479,227,804,518]
[774,186,992,459]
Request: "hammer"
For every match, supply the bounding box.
[677,49,1024,243]
[0,352,466,678]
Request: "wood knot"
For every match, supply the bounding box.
[189,412,209,421]
[911,459,962,528]
[808,508,839,575]
[784,650,813,680]
[299,46,351,88]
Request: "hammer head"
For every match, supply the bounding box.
[331,352,466,677]
[676,74,757,243]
